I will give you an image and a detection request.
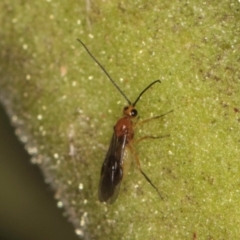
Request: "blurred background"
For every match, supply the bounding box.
[0,103,80,240]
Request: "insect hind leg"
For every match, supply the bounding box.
[128,144,164,200]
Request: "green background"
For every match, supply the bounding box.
[0,0,240,239]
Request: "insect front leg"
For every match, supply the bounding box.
[134,109,173,128]
[133,110,173,144]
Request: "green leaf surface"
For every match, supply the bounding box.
[0,0,240,239]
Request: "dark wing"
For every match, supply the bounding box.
[98,133,127,204]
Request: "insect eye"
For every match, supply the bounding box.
[131,109,138,117]
[124,106,129,111]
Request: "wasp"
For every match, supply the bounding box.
[77,39,172,204]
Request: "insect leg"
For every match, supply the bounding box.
[128,144,164,199]
[134,135,170,144]
[134,110,173,144]
[135,109,173,128]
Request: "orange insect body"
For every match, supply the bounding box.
[77,39,172,204]
[114,106,135,140]
[98,106,137,203]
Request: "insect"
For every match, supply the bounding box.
[77,39,172,204]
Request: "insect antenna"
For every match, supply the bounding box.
[77,39,131,105]
[140,169,163,199]
[133,80,161,106]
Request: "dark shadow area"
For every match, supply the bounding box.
[0,103,80,240]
